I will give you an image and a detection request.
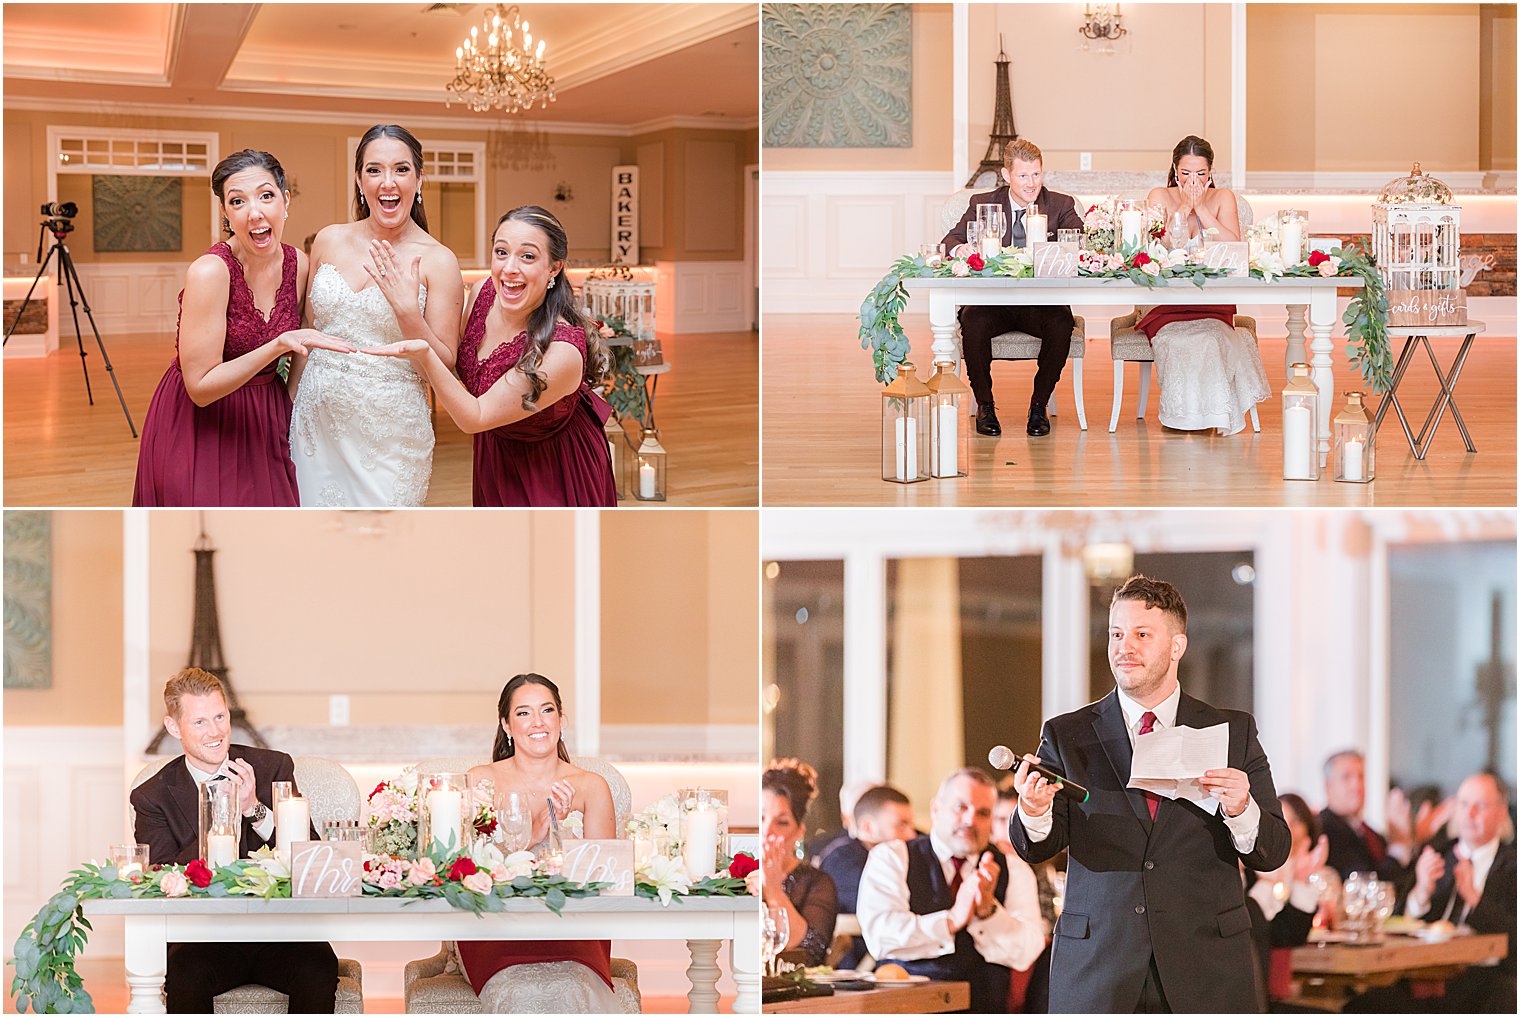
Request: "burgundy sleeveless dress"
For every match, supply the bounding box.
[458,281,617,507]
[132,243,300,506]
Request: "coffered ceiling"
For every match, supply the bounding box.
[2,2,759,129]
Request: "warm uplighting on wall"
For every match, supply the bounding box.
[1079,3,1127,53]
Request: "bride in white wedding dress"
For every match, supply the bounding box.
[289,125,464,505]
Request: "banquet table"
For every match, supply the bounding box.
[902,275,1363,456]
[85,895,759,1014]
[1289,932,1509,1010]
[762,979,969,1014]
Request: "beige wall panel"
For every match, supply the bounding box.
[684,138,739,252]
[763,3,953,172]
[4,512,123,726]
[5,121,36,254]
[706,511,760,727]
[1483,5,1517,171]
[637,141,666,248]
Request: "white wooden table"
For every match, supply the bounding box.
[902,275,1362,456]
[85,895,760,1014]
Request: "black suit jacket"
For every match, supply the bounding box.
[1411,840,1517,976]
[131,744,311,865]
[1318,807,1413,895]
[1008,690,1291,1013]
[942,184,1084,251]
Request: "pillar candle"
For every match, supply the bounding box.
[1283,406,1313,479]
[119,862,144,880]
[935,403,959,477]
[1278,220,1303,267]
[638,461,657,499]
[426,788,463,852]
[1120,209,1143,253]
[979,233,1001,260]
[207,833,237,869]
[682,808,719,878]
[1342,440,1364,481]
[1025,213,1048,249]
[275,797,310,859]
[895,415,917,481]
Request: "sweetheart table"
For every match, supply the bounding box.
[85,895,760,1014]
[902,275,1364,456]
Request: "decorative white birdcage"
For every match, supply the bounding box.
[1372,163,1466,325]
[582,278,655,340]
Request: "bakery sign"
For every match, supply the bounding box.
[611,166,638,265]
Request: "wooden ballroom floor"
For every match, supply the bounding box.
[3,327,758,508]
[761,313,1516,507]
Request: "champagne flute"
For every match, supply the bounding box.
[765,905,790,976]
[496,791,532,854]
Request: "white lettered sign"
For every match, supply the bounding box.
[1032,241,1079,277]
[1197,242,1250,276]
[611,166,638,265]
[562,839,635,896]
[1387,289,1467,326]
[290,841,363,897]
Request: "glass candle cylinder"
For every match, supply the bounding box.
[1281,363,1320,481]
[109,843,150,880]
[679,788,721,879]
[1024,204,1047,249]
[1276,209,1308,267]
[925,361,970,479]
[975,204,1004,259]
[418,772,472,857]
[1333,391,1375,483]
[881,363,930,484]
[199,779,239,869]
[275,793,310,861]
[1118,200,1144,257]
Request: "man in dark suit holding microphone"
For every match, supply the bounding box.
[1008,575,1291,1013]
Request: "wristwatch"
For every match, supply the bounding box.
[247,802,269,824]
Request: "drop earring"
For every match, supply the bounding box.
[548,275,556,290]
[221,217,232,235]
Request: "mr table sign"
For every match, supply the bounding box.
[1196,242,1249,276]
[291,841,363,897]
[1032,242,1079,277]
[562,839,635,895]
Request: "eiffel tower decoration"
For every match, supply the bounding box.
[967,36,1020,189]
[145,515,268,753]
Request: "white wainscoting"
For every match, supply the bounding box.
[762,170,959,315]
[653,259,750,334]
[71,262,186,335]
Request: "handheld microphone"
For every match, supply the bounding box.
[987,745,1090,803]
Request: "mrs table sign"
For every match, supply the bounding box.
[290,841,364,897]
[1032,241,1079,277]
[611,165,639,264]
[563,839,636,895]
[1197,241,1250,277]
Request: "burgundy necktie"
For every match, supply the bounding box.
[949,857,967,899]
[1360,823,1386,865]
[1138,710,1160,821]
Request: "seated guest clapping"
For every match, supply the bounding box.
[762,759,839,967]
[1320,748,1446,892]
[819,784,915,969]
[941,139,1084,438]
[130,668,337,1013]
[858,768,1044,1013]
[1247,792,1328,1007]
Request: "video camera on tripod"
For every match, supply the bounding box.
[2,199,137,435]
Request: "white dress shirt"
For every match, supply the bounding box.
[857,832,1045,971]
[1020,684,1262,853]
[188,758,275,843]
[1403,836,1501,921]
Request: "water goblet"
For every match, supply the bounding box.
[496,791,532,855]
[764,905,790,976]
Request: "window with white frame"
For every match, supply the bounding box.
[47,127,220,250]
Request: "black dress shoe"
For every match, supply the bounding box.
[1027,401,1051,437]
[975,405,1001,436]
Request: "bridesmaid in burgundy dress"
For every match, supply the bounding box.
[462,674,620,1011]
[364,205,615,506]
[132,149,353,505]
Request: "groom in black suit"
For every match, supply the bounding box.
[941,138,1085,437]
[131,668,337,1013]
[1009,575,1291,1013]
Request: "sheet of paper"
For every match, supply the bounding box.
[1126,722,1230,815]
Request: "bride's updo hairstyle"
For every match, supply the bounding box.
[213,149,287,235]
[1167,135,1217,189]
[493,205,611,412]
[492,672,572,764]
[354,124,429,232]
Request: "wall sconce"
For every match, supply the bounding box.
[1079,3,1127,53]
[554,181,574,202]
[1082,542,1135,585]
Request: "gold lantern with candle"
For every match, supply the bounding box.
[604,416,626,500]
[1281,362,1319,481]
[632,427,667,501]
[1333,392,1375,484]
[925,361,970,479]
[882,362,930,484]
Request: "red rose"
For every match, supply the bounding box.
[1131,252,1151,267]
[370,781,388,798]
[728,853,759,879]
[475,817,498,838]
[966,252,986,271]
[447,857,478,882]
[186,859,213,888]
[1307,250,1330,267]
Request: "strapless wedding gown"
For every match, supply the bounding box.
[289,263,434,506]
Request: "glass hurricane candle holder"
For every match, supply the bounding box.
[1247,224,1275,263]
[108,843,150,880]
[1024,203,1047,248]
[882,362,930,484]
[631,427,667,501]
[975,203,1004,258]
[604,417,626,500]
[925,361,969,479]
[1281,362,1320,481]
[1276,209,1309,267]
[199,778,239,869]
[418,772,472,857]
[679,788,722,879]
[1118,199,1145,258]
[1333,391,1374,483]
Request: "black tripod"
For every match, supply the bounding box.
[3,213,138,436]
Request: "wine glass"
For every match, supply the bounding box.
[1342,871,1372,940]
[1371,880,1395,940]
[496,792,532,854]
[764,906,790,976]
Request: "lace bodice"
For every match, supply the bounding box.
[306,262,428,376]
[177,242,300,362]
[459,279,588,397]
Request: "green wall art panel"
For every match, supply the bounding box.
[4,511,52,689]
[92,175,183,252]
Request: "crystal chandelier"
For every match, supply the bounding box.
[446,4,556,114]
